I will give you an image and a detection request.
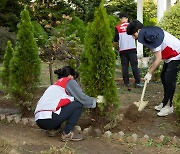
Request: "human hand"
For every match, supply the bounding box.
[96,95,105,103]
[144,72,152,83]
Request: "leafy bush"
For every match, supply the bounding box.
[108,15,119,37]
[158,2,180,39]
[143,0,157,57]
[106,0,137,20]
[143,0,157,26]
[32,21,48,47]
[55,15,86,43]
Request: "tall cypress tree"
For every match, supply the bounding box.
[9,9,41,109]
[1,40,14,88]
[80,0,119,122]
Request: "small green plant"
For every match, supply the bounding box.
[162,136,170,145]
[146,139,154,147]
[41,144,75,154]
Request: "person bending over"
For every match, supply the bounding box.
[34,66,103,141]
[127,20,180,116]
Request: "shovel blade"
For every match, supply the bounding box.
[138,101,149,111]
[133,101,140,107]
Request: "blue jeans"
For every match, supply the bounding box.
[36,101,83,134]
[161,60,180,107]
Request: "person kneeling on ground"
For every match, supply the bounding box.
[34,66,103,141]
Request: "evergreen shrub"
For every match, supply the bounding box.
[9,9,41,111]
[80,0,119,122]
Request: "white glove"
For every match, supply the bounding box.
[96,95,105,103]
[144,72,152,83]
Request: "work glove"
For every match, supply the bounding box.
[96,95,105,103]
[144,72,152,83]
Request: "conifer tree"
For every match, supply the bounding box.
[9,9,41,110]
[1,40,14,88]
[80,0,119,122]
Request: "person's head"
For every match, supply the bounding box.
[119,13,128,22]
[54,66,79,79]
[138,26,164,49]
[126,20,144,39]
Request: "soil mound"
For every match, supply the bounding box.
[114,104,155,133]
[124,104,153,123]
[124,104,152,122]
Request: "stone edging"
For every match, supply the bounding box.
[0,113,36,127]
[0,113,180,146]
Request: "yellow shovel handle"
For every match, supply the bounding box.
[140,80,148,102]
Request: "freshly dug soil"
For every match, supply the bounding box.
[124,104,153,122]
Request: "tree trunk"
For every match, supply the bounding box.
[49,62,53,85]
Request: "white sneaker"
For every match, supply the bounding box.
[157,106,174,116]
[154,103,163,111]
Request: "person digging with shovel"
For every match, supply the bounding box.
[126,20,180,116]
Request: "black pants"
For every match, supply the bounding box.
[120,50,141,85]
[161,60,180,107]
[36,101,83,134]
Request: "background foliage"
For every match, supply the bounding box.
[158,2,180,39]
[0,27,16,62]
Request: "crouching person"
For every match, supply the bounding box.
[34,66,103,141]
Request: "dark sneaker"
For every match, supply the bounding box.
[46,129,61,137]
[135,83,144,88]
[61,131,84,142]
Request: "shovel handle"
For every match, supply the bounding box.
[140,80,148,102]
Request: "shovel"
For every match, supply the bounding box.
[133,80,149,111]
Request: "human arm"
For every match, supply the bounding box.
[148,51,162,74]
[144,50,162,82]
[66,80,96,108]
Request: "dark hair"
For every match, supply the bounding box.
[126,20,144,35]
[119,13,128,18]
[54,66,79,79]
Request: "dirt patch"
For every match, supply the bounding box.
[124,104,153,123]
[0,83,180,153]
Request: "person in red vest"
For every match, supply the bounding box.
[127,19,180,116]
[35,66,103,141]
[113,13,143,88]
